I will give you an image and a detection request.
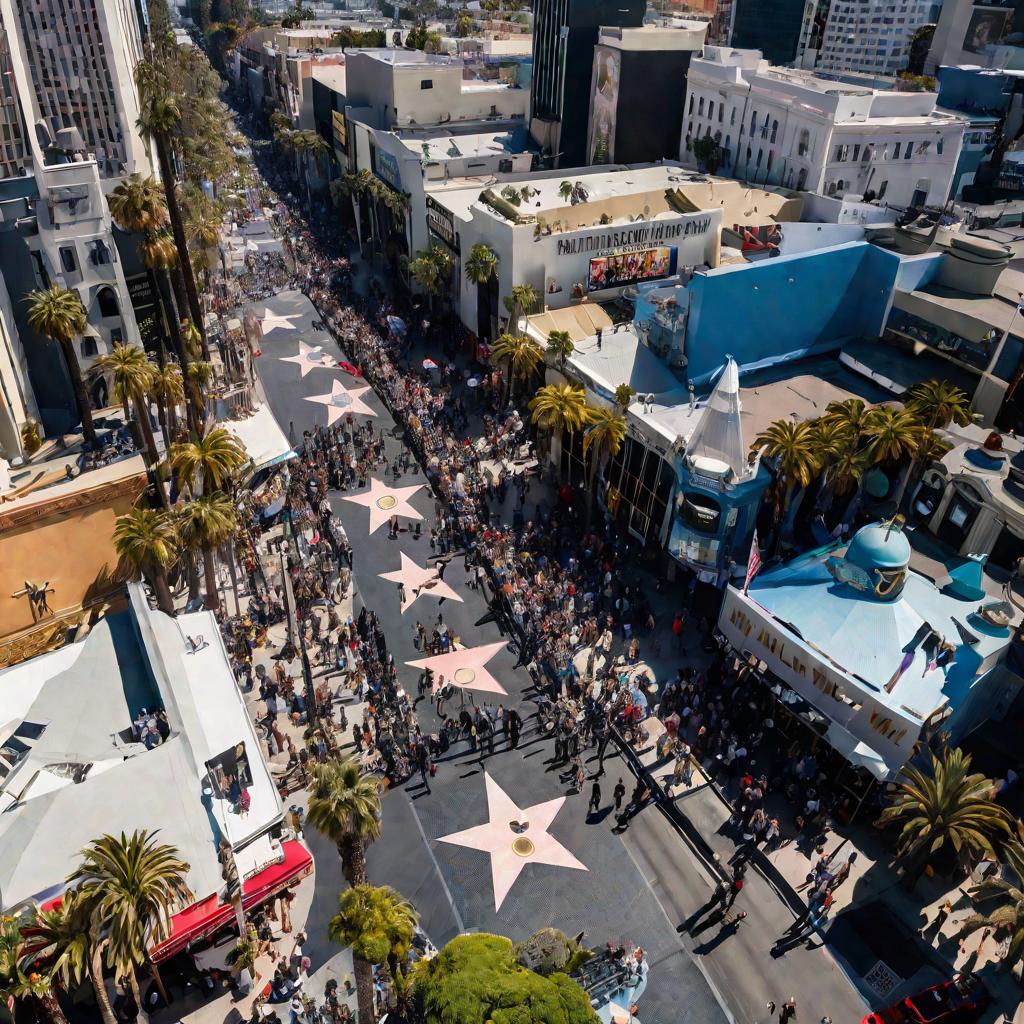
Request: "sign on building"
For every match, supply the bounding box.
[426,195,459,253]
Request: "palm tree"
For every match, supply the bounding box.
[135,77,210,361]
[503,282,539,335]
[0,914,72,1024]
[582,406,626,526]
[959,838,1024,972]
[107,174,168,234]
[876,745,1012,889]
[69,831,191,1011]
[752,419,820,531]
[177,493,237,611]
[328,885,417,1024]
[306,758,383,887]
[93,345,162,479]
[547,329,574,371]
[21,891,106,1024]
[823,397,871,439]
[113,507,178,614]
[26,286,96,446]
[490,333,542,403]
[614,383,637,411]
[905,378,972,431]
[463,242,498,287]
[170,425,248,495]
[864,405,922,464]
[558,180,574,201]
[407,245,453,310]
[151,364,185,447]
[822,432,872,499]
[528,383,590,436]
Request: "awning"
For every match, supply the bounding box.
[221,403,295,476]
[824,722,894,782]
[150,839,312,962]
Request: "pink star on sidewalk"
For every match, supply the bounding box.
[437,773,587,911]
[304,379,377,424]
[341,477,424,534]
[379,552,463,614]
[405,640,508,695]
[280,341,336,377]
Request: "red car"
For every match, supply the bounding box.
[862,975,991,1024]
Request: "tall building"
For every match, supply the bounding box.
[586,24,707,165]
[730,0,812,64]
[926,0,1024,74]
[682,47,966,208]
[0,0,150,179]
[815,0,939,76]
[530,0,646,168]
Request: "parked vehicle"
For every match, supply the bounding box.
[862,975,991,1024]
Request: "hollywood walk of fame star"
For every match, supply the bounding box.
[304,379,377,424]
[405,640,508,696]
[437,773,587,911]
[280,341,337,377]
[259,312,301,333]
[341,477,424,534]
[379,552,463,614]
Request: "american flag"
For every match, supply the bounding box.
[743,530,762,594]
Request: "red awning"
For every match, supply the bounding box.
[151,839,312,962]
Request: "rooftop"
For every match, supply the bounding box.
[399,123,530,160]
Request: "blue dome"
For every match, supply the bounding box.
[845,524,911,573]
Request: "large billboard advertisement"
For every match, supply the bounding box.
[963,5,1010,53]
[331,110,347,152]
[587,245,677,291]
[588,45,620,166]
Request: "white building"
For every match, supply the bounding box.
[926,0,1024,74]
[814,0,938,76]
[682,46,966,209]
[0,272,35,460]
[0,0,150,180]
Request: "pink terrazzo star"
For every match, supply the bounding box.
[437,773,587,911]
[379,552,464,614]
[304,379,377,424]
[280,341,336,377]
[405,640,508,696]
[259,312,300,333]
[341,477,424,534]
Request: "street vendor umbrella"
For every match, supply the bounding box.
[387,315,407,335]
[422,358,439,370]
[337,360,362,377]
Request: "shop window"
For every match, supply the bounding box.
[59,246,76,273]
[81,334,98,357]
[96,286,119,318]
[680,492,721,534]
[420,79,433,90]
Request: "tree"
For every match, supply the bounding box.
[905,379,972,432]
[582,406,626,525]
[329,885,417,1024]
[558,181,573,202]
[135,75,210,361]
[306,758,383,887]
[490,333,543,403]
[151,364,185,447]
[93,346,162,483]
[959,838,1024,972]
[463,242,498,286]
[823,397,871,439]
[547,329,574,371]
[454,10,472,35]
[170,425,248,495]
[528,384,589,436]
[114,507,178,615]
[21,891,109,1024]
[176,493,237,611]
[503,282,539,335]
[752,419,820,529]
[69,831,191,1011]
[906,22,935,75]
[876,745,1012,889]
[414,933,598,1024]
[692,132,724,174]
[26,286,96,446]
[613,383,636,411]
[407,245,453,307]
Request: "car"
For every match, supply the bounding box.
[862,975,992,1024]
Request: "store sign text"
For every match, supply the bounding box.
[555,218,711,257]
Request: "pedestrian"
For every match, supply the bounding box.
[397,581,406,605]
[613,777,626,811]
[588,780,602,813]
[724,874,744,909]
[779,998,797,1023]
[922,900,952,938]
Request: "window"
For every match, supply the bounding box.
[420,79,433,90]
[756,148,763,168]
[836,179,846,192]
[878,179,887,199]
[730,106,736,126]
[96,286,119,318]
[797,166,808,190]
[770,119,778,143]
[937,137,944,155]
[718,103,724,123]
[893,141,901,159]
[834,144,844,161]
[750,111,757,135]
[698,96,704,116]
[708,100,715,121]
[59,246,76,273]
[798,128,810,157]
[80,334,98,357]
[688,94,694,115]
[904,143,912,159]
[852,144,861,161]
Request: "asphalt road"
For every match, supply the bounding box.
[248,266,867,1024]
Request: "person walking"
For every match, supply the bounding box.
[588,780,602,813]
[397,581,406,605]
[613,778,626,812]
[779,998,797,1023]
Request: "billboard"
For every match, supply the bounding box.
[426,195,459,252]
[331,110,347,152]
[587,245,677,291]
[588,45,620,166]
[373,147,402,191]
[963,6,1010,53]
